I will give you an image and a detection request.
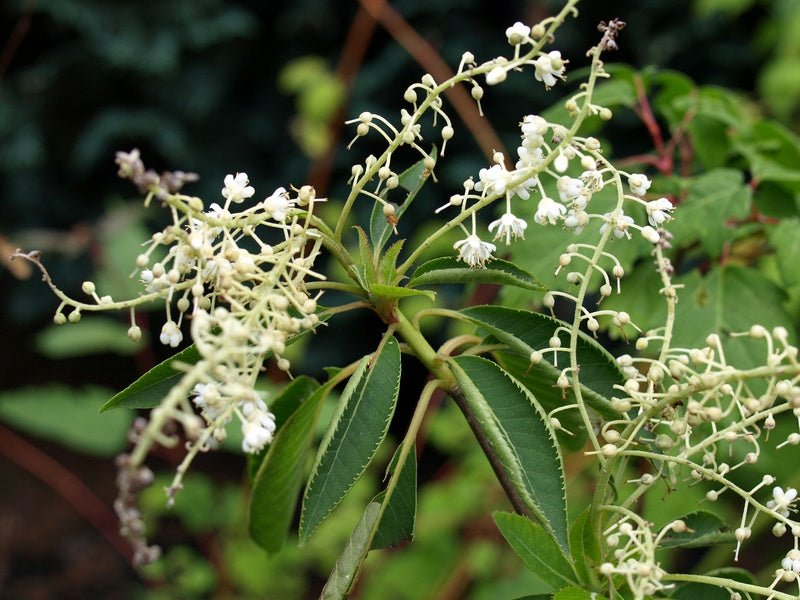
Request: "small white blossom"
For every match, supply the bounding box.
[159,320,183,348]
[262,187,294,222]
[534,196,566,225]
[489,212,528,244]
[454,234,496,268]
[486,66,508,86]
[646,197,673,227]
[475,163,511,197]
[533,51,566,89]
[505,22,531,45]
[221,173,255,204]
[641,225,661,244]
[600,211,635,239]
[628,173,651,197]
[557,176,584,202]
[241,411,277,453]
[767,486,798,517]
[553,151,569,173]
[564,209,589,233]
[782,549,800,573]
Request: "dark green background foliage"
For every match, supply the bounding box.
[1,0,798,598]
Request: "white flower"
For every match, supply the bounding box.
[641,225,661,244]
[564,209,589,233]
[782,549,800,573]
[553,151,569,173]
[516,146,544,169]
[628,173,651,197]
[486,66,508,86]
[600,211,635,239]
[159,320,183,348]
[520,115,549,137]
[262,187,294,221]
[489,212,528,244]
[557,176,584,202]
[475,163,511,197]
[533,51,566,89]
[534,196,566,225]
[241,413,276,454]
[454,234,496,268]
[767,486,797,517]
[505,22,531,45]
[221,172,255,204]
[646,197,673,226]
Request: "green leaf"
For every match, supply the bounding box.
[671,568,756,600]
[355,226,377,288]
[319,501,381,600]
[657,510,732,548]
[496,352,587,452]
[377,239,405,284]
[460,306,622,419]
[369,283,435,302]
[0,385,132,456]
[99,343,201,412]
[769,217,800,288]
[248,381,331,553]
[369,149,436,253]
[408,256,545,291]
[450,355,568,552]
[493,511,577,591]
[553,587,606,600]
[569,507,601,586]
[372,443,417,550]
[246,376,321,482]
[300,336,402,542]
[35,317,145,358]
[669,168,752,258]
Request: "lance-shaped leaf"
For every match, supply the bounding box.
[100,343,201,412]
[450,355,568,552]
[320,502,381,600]
[300,336,402,542]
[408,256,545,291]
[371,443,417,550]
[248,380,330,553]
[493,511,578,591]
[460,306,622,418]
[553,588,607,600]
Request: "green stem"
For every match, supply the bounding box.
[662,573,796,600]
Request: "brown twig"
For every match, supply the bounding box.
[358,0,508,163]
[307,6,379,194]
[0,423,132,562]
[0,0,35,78]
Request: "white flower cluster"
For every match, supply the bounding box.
[443,109,673,268]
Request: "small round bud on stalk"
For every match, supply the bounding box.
[82,281,96,295]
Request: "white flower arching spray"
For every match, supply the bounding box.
[12,1,800,597]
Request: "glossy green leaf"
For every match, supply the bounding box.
[369,149,436,253]
[248,381,331,553]
[669,168,751,258]
[460,306,622,418]
[569,507,602,586]
[246,376,321,482]
[657,510,732,548]
[493,511,577,591]
[671,568,756,600]
[320,502,381,600]
[100,343,200,412]
[408,256,545,291]
[450,355,568,552]
[0,385,132,456]
[300,336,402,543]
[372,443,417,550]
